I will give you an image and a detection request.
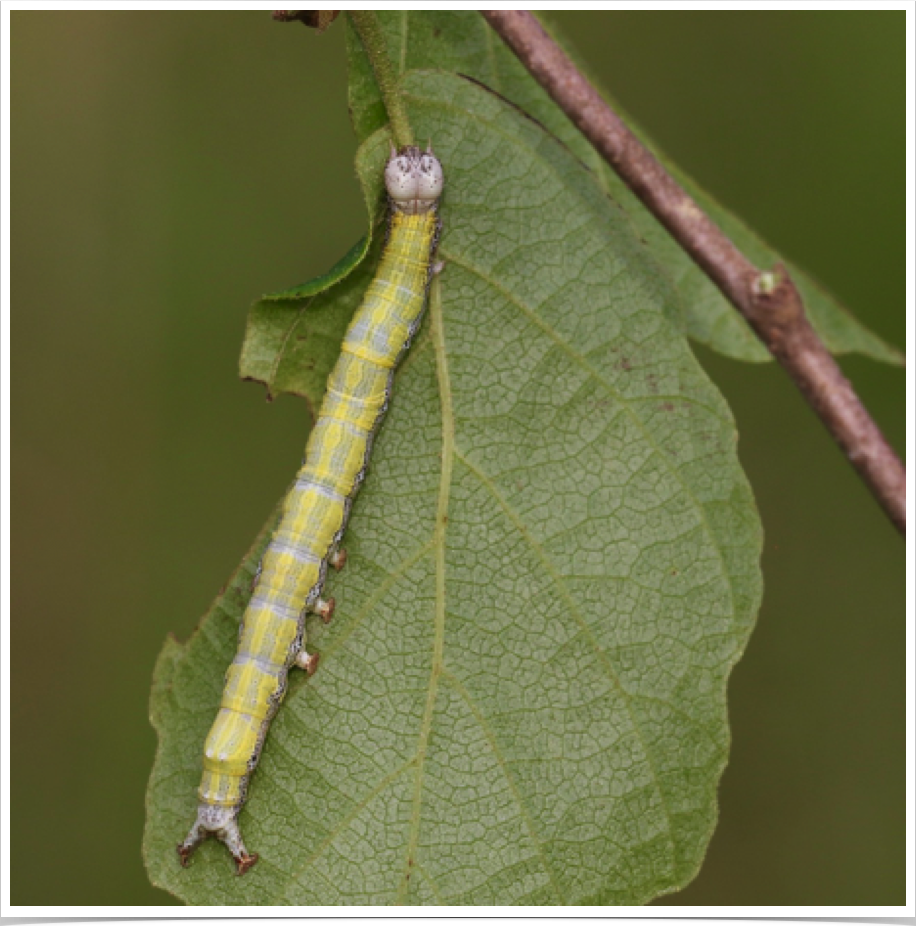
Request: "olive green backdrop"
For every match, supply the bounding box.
[11,11,904,906]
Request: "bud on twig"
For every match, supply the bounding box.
[272,11,340,33]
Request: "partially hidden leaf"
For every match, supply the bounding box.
[346,11,901,365]
[145,63,762,905]
[240,234,382,403]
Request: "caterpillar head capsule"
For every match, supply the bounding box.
[385,143,444,215]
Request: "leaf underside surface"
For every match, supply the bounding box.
[145,14,770,906]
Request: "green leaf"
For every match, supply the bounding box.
[259,235,369,303]
[239,234,382,403]
[345,11,901,365]
[238,112,395,406]
[145,67,762,905]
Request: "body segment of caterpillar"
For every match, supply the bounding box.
[178,145,444,875]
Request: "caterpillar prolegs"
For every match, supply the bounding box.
[178,145,444,874]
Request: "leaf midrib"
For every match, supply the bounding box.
[396,278,452,902]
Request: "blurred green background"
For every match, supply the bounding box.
[12,11,904,906]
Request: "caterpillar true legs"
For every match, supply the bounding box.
[178,145,444,874]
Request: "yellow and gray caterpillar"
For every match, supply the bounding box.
[178,145,444,875]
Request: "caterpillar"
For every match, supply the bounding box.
[178,144,444,875]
